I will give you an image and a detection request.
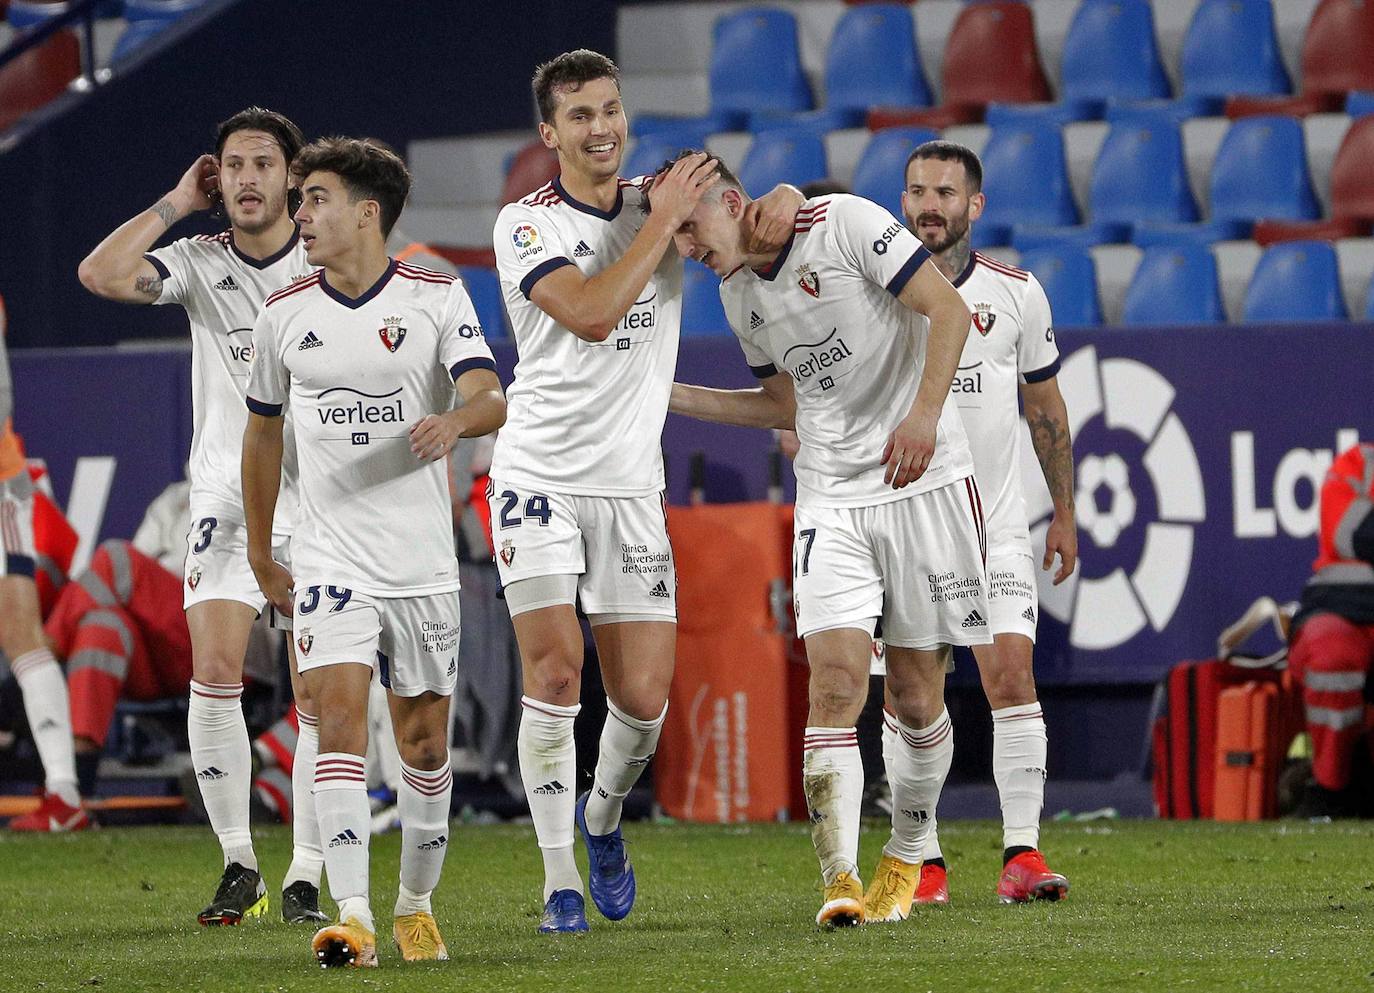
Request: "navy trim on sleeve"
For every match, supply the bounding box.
[450,357,498,381]
[246,397,283,416]
[749,362,779,379]
[4,553,35,578]
[143,254,171,281]
[519,257,575,300]
[1022,357,1062,384]
[1354,512,1374,565]
[884,246,932,298]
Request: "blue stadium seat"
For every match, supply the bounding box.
[682,259,732,337]
[123,0,204,21]
[712,8,813,127]
[823,5,930,118]
[1059,0,1171,115]
[1211,116,1321,224]
[737,130,828,197]
[977,125,1078,247]
[457,266,509,339]
[110,20,169,64]
[1243,241,1348,322]
[1121,245,1225,325]
[1091,118,1199,232]
[624,135,691,184]
[7,1,64,29]
[1017,247,1103,327]
[1366,269,1374,319]
[1180,0,1291,103]
[1347,91,1374,118]
[850,126,939,220]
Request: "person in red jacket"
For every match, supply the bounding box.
[1287,442,1374,817]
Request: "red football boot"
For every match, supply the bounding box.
[912,862,950,905]
[997,850,1068,904]
[8,791,93,832]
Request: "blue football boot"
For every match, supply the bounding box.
[538,889,590,934]
[575,791,636,921]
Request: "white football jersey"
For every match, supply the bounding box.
[721,194,973,509]
[145,230,309,535]
[949,252,1060,555]
[246,260,497,597]
[491,176,681,497]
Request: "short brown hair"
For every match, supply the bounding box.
[906,140,983,193]
[532,49,621,123]
[655,148,743,195]
[215,106,305,165]
[291,137,411,237]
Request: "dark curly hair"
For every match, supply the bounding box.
[214,106,306,215]
[291,137,411,237]
[532,49,621,123]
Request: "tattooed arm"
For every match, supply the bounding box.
[78,154,218,303]
[1022,376,1078,584]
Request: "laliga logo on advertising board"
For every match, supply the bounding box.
[1020,346,1205,650]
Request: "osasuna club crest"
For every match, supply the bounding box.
[187,565,202,591]
[972,304,997,336]
[379,315,407,352]
[297,630,313,656]
[500,539,516,567]
[796,264,820,298]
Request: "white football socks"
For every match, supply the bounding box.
[284,708,323,889]
[882,709,953,864]
[992,702,1048,851]
[188,680,255,870]
[802,726,862,885]
[517,696,581,900]
[584,698,666,835]
[396,758,453,917]
[314,751,373,933]
[12,649,79,807]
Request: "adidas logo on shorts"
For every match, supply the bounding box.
[1022,605,1036,622]
[649,580,670,599]
[417,835,448,851]
[533,780,567,796]
[573,240,595,258]
[197,766,227,781]
[214,274,240,291]
[749,311,764,329]
[961,609,987,629]
[329,828,363,848]
[298,330,324,351]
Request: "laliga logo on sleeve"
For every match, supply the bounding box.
[511,223,545,264]
[1022,346,1205,651]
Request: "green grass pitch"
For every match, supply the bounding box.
[1,819,1371,992]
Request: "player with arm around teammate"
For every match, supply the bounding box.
[243,137,505,967]
[490,50,801,933]
[901,141,1076,904]
[665,151,990,927]
[78,108,328,926]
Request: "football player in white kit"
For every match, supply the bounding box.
[78,108,329,926]
[243,138,505,968]
[491,50,801,934]
[665,151,990,927]
[902,141,1077,904]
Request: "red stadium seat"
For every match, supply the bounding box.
[865,2,1050,130]
[499,140,559,206]
[429,245,498,269]
[1253,115,1374,242]
[0,29,79,134]
[1222,0,1374,118]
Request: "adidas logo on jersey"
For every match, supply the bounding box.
[649,580,670,599]
[749,311,764,329]
[328,828,363,848]
[214,275,240,292]
[573,240,595,258]
[417,835,448,851]
[1022,605,1036,622]
[298,331,324,351]
[197,766,227,781]
[532,780,567,796]
[961,609,987,629]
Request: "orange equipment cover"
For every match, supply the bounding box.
[1214,681,1290,821]
[657,502,797,822]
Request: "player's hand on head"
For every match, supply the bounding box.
[745,185,804,254]
[409,413,459,462]
[648,152,719,227]
[1043,513,1078,585]
[881,411,937,488]
[173,154,218,215]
